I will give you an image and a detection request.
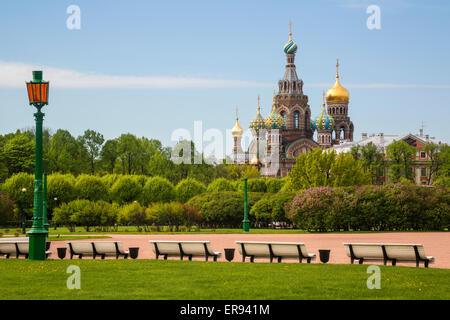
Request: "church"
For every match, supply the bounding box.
[231,23,354,177]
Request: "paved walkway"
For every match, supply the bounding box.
[48,232,450,269]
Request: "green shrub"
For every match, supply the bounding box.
[250,192,296,225]
[265,178,286,193]
[181,204,203,228]
[1,173,34,209]
[100,174,121,188]
[147,202,184,230]
[75,174,108,201]
[140,176,175,205]
[118,202,148,228]
[132,175,149,187]
[175,178,206,203]
[287,185,450,232]
[236,178,267,192]
[110,176,142,204]
[206,178,234,192]
[47,173,77,215]
[187,191,264,228]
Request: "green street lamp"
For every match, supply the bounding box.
[243,178,250,232]
[53,197,58,230]
[43,172,49,235]
[26,70,49,260]
[21,188,27,234]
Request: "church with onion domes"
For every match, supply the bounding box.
[231,23,354,177]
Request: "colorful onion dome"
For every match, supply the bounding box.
[249,95,266,131]
[265,92,284,129]
[232,107,243,137]
[283,21,298,55]
[315,92,335,131]
[326,59,349,103]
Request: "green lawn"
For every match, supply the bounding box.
[0,260,448,300]
[1,226,447,236]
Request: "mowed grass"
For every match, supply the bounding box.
[2,227,447,236]
[0,260,449,300]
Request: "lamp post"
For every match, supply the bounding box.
[43,172,49,235]
[243,178,250,232]
[21,188,27,234]
[26,70,49,260]
[53,197,58,230]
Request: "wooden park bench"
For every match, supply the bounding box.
[0,240,51,259]
[149,240,221,261]
[67,241,129,259]
[236,241,316,263]
[344,243,435,268]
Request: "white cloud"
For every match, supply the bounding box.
[1,60,449,90]
[0,60,267,89]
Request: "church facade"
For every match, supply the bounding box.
[231,24,354,177]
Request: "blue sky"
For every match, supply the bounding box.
[0,0,449,155]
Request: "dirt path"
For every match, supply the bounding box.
[48,232,450,269]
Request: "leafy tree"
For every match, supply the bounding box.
[117,133,141,174]
[351,142,385,184]
[1,173,34,211]
[206,178,235,192]
[147,202,184,230]
[110,175,142,204]
[424,143,447,185]
[118,202,148,228]
[78,130,104,174]
[433,144,450,188]
[47,129,89,174]
[330,153,370,186]
[140,176,175,205]
[100,139,120,173]
[250,192,295,225]
[47,173,77,214]
[0,191,15,225]
[75,174,108,201]
[1,134,34,175]
[386,140,416,182]
[175,178,206,203]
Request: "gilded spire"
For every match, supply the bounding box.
[322,90,326,110]
[289,21,292,41]
[232,106,243,137]
[257,95,261,113]
[336,59,340,79]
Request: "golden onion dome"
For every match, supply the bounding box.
[326,59,349,103]
[232,107,243,137]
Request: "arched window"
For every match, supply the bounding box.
[294,111,299,129]
[280,111,286,127]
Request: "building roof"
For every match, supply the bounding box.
[331,131,445,154]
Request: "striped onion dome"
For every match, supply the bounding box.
[249,96,267,131]
[265,93,284,129]
[314,93,335,131]
[283,39,298,55]
[283,22,298,55]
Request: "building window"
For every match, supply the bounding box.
[421,167,427,177]
[280,111,286,127]
[294,111,299,129]
[420,151,426,159]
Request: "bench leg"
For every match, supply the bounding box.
[298,257,303,263]
[307,258,311,264]
[424,260,429,268]
[350,258,354,264]
[392,259,396,266]
[358,258,364,265]
[278,257,282,263]
[102,255,106,260]
[250,256,254,263]
[6,254,10,259]
[213,255,218,262]
[206,256,209,262]
[124,254,128,259]
[270,256,273,263]
[383,259,387,266]
[79,254,83,259]
[164,255,168,260]
[70,254,73,259]
[155,254,159,260]
[189,255,192,261]
[242,255,246,263]
[416,260,419,268]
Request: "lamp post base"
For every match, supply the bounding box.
[243,220,250,233]
[28,232,48,260]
